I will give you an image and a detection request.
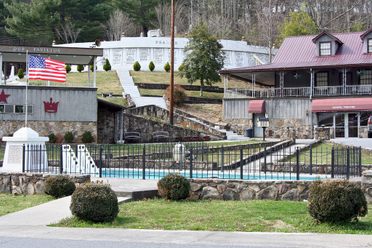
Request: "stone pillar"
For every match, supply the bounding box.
[361,171,372,203]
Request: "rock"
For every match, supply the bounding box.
[256,186,279,200]
[278,184,290,194]
[249,184,261,192]
[223,189,239,200]
[26,183,35,195]
[281,189,299,201]
[240,189,256,200]
[34,181,45,194]
[190,182,202,192]
[217,184,226,193]
[12,186,22,195]
[201,186,221,200]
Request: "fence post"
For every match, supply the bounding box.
[221,145,224,173]
[346,146,350,180]
[189,148,193,179]
[240,147,243,180]
[59,144,63,174]
[99,145,103,178]
[296,147,300,180]
[359,146,362,177]
[142,145,146,180]
[263,146,267,174]
[22,144,26,173]
[331,146,335,178]
[309,144,313,175]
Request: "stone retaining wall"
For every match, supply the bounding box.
[189,179,313,201]
[0,173,90,195]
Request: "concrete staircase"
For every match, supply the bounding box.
[116,68,167,109]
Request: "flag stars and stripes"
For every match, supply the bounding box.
[28,55,66,83]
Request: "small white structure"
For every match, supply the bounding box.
[61,144,98,175]
[1,127,49,172]
[173,143,186,167]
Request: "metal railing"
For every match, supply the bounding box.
[225,84,372,99]
[21,142,362,181]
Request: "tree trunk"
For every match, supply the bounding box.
[143,26,149,37]
[200,79,204,96]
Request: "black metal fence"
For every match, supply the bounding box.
[21,141,363,181]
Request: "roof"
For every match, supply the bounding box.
[221,31,372,74]
[360,27,372,39]
[0,45,103,65]
[312,31,343,45]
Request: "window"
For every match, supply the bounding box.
[0,105,4,113]
[360,112,372,126]
[14,105,32,114]
[4,105,13,113]
[318,113,333,127]
[368,39,372,53]
[359,70,372,85]
[319,42,331,56]
[315,72,328,87]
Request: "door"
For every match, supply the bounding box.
[335,113,345,138]
[347,113,358,138]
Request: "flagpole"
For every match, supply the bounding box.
[25,50,29,127]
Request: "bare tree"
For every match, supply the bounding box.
[155,0,188,36]
[106,10,138,41]
[55,20,81,43]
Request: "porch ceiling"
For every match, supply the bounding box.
[229,71,275,86]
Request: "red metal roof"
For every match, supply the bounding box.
[312,98,372,112]
[221,32,372,74]
[248,100,265,113]
[312,31,343,45]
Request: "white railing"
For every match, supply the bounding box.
[225,84,372,99]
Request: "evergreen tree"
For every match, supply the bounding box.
[103,59,111,71]
[180,24,225,96]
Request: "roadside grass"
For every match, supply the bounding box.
[56,199,372,234]
[139,88,223,99]
[98,97,128,107]
[0,194,53,217]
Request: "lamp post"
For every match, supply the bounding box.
[257,117,270,141]
[169,0,175,125]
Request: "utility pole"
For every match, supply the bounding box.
[169,0,175,126]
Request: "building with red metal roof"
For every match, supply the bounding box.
[221,30,372,139]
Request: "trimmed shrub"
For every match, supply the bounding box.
[158,174,190,200]
[178,63,185,72]
[17,68,24,79]
[308,180,367,223]
[48,133,57,143]
[103,59,111,71]
[70,184,119,222]
[90,64,97,72]
[165,84,186,106]
[82,131,94,143]
[164,62,171,72]
[64,131,74,143]
[65,64,71,73]
[149,61,155,72]
[45,176,76,198]
[133,61,141,71]
[77,65,84,73]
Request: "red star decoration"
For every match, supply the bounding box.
[0,90,10,104]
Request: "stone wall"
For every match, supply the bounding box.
[361,171,372,203]
[123,113,213,142]
[189,179,312,201]
[0,173,90,195]
[314,127,332,140]
[266,119,313,139]
[0,120,97,143]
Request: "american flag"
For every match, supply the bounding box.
[28,55,66,83]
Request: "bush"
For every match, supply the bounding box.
[77,65,84,73]
[164,62,171,72]
[133,61,141,71]
[64,131,74,143]
[48,133,57,143]
[90,64,97,72]
[70,184,119,222]
[158,174,190,200]
[82,131,94,143]
[65,64,71,73]
[149,61,155,72]
[45,176,76,198]
[308,180,367,223]
[17,68,24,79]
[165,84,186,106]
[178,63,185,72]
[103,59,111,71]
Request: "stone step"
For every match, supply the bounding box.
[115,189,158,201]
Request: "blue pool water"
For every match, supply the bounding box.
[100,168,328,181]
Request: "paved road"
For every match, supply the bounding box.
[1,226,372,248]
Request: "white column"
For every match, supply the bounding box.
[310,68,314,99]
[0,53,3,85]
[93,57,97,88]
[88,65,91,87]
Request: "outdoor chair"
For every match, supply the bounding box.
[124,132,141,143]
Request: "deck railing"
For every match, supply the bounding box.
[225,84,372,99]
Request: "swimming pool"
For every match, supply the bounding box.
[100,168,328,181]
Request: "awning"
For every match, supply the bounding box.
[312,98,372,112]
[248,100,265,113]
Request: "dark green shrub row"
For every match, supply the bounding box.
[158,174,190,200]
[45,176,76,198]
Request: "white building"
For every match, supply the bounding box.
[55,37,273,71]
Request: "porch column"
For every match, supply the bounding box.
[279,72,284,97]
[0,53,3,85]
[252,73,256,97]
[310,68,314,99]
[342,68,347,95]
[87,64,91,87]
[93,56,97,88]
[223,75,228,98]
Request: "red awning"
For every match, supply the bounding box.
[312,98,372,112]
[248,100,265,113]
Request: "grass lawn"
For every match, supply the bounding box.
[139,88,223,99]
[56,199,372,234]
[0,194,53,217]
